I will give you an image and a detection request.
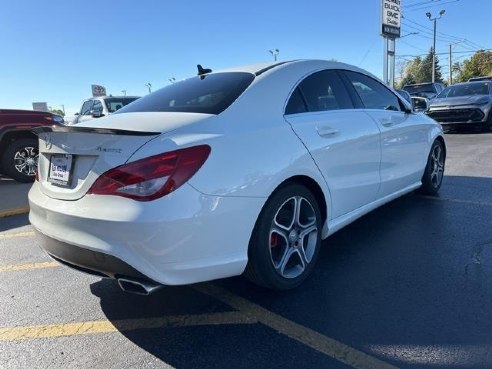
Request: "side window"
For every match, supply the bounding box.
[343,71,401,111]
[80,100,93,115]
[296,70,353,112]
[92,100,103,113]
[285,88,307,115]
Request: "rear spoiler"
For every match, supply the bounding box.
[32,125,160,137]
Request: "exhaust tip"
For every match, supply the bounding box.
[117,278,162,295]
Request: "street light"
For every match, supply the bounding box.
[269,49,279,61]
[400,32,418,38]
[121,90,126,96]
[169,77,176,84]
[426,9,446,83]
[145,83,152,94]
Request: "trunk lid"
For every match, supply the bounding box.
[34,112,213,200]
[34,126,160,200]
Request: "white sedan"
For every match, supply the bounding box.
[29,60,445,293]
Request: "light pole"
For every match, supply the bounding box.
[169,77,176,84]
[145,83,152,94]
[121,90,126,96]
[426,10,445,83]
[269,49,279,61]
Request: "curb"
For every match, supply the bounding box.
[0,207,30,219]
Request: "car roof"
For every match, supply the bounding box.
[213,59,379,80]
[403,82,442,87]
[449,81,491,86]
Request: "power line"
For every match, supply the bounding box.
[404,0,460,12]
[403,0,445,9]
[397,48,492,58]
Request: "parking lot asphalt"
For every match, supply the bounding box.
[0,177,30,217]
[1,131,491,369]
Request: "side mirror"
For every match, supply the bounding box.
[91,108,104,118]
[411,97,429,112]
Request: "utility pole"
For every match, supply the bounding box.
[449,44,452,85]
[426,10,445,83]
[448,41,463,85]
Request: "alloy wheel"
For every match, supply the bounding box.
[269,196,319,279]
[14,146,38,177]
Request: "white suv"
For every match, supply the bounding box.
[68,96,140,125]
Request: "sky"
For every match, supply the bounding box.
[0,0,490,115]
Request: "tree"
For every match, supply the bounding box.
[454,50,492,82]
[398,49,444,87]
[49,108,65,117]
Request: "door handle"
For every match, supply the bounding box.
[316,126,339,137]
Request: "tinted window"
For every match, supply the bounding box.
[285,88,307,114]
[105,97,139,113]
[117,72,255,115]
[344,71,401,111]
[92,100,103,112]
[295,70,353,112]
[403,83,435,94]
[81,100,93,115]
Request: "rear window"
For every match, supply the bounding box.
[403,84,436,94]
[105,97,139,113]
[117,72,255,115]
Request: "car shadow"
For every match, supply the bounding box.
[91,175,492,369]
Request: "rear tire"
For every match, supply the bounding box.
[245,184,322,290]
[417,140,445,196]
[1,138,38,183]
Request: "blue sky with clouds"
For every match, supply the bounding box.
[0,0,489,115]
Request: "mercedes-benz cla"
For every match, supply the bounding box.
[29,60,446,293]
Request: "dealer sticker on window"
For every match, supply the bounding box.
[48,154,73,186]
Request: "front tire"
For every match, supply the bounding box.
[245,184,322,290]
[418,140,445,196]
[1,138,38,183]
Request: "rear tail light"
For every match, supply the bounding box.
[88,145,211,201]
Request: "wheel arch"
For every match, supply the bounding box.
[434,135,447,159]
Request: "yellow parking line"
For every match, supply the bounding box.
[0,261,59,273]
[0,206,30,218]
[0,312,256,341]
[0,231,35,240]
[195,284,399,369]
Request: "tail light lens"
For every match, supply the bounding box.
[88,145,211,201]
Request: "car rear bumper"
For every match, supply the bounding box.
[29,182,264,285]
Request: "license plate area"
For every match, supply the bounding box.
[48,154,73,186]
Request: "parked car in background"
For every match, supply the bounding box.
[426,81,492,131]
[395,89,412,104]
[0,109,63,182]
[468,76,492,82]
[395,89,429,112]
[403,82,445,100]
[29,60,445,294]
[66,96,140,125]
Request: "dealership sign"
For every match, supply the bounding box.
[91,84,107,97]
[381,0,401,38]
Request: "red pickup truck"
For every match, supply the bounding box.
[0,109,63,182]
